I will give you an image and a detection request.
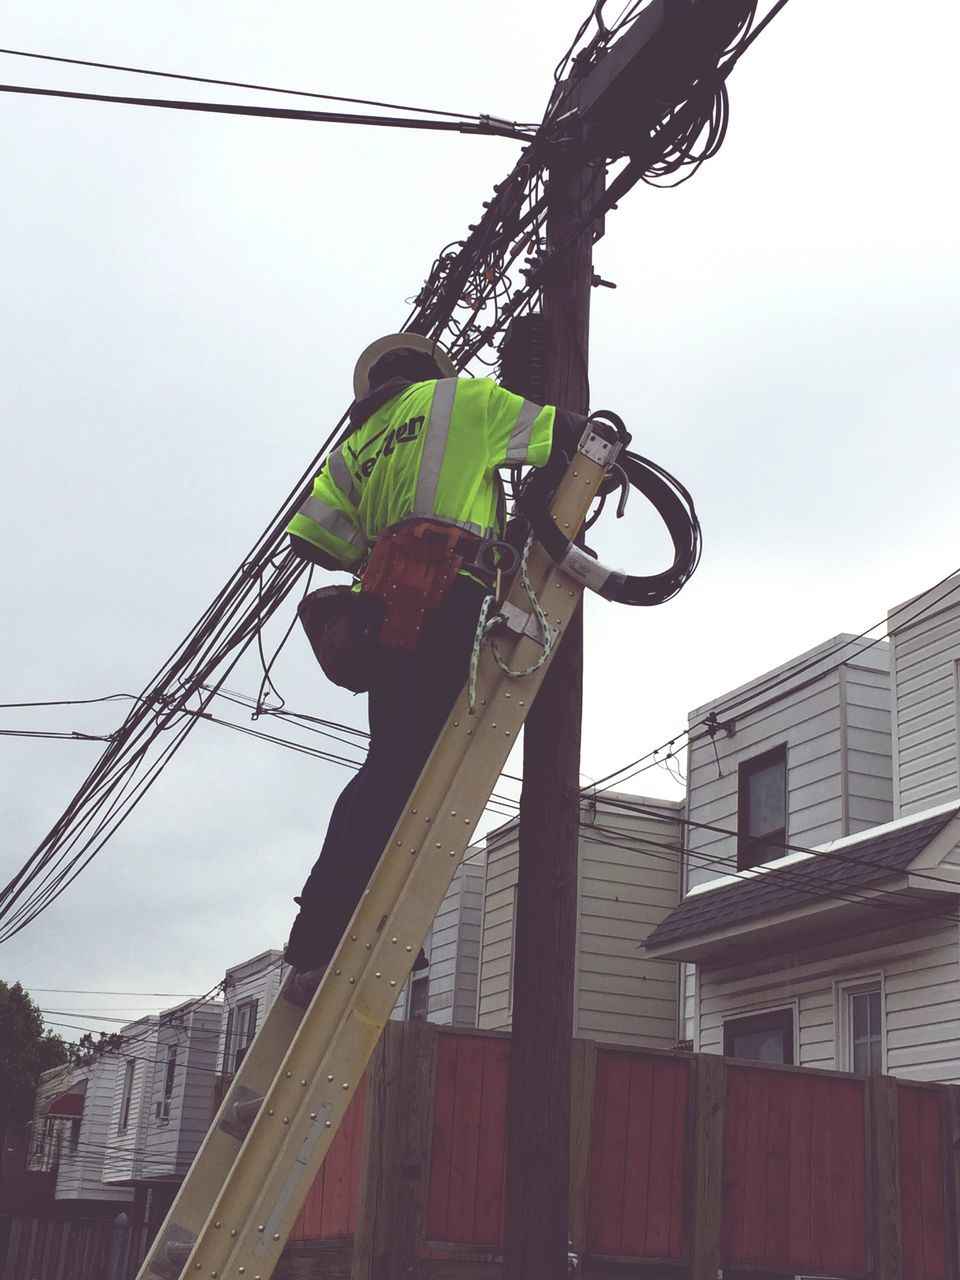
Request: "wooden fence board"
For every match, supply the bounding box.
[871,1072,903,1280]
[585,1050,631,1253]
[471,1037,509,1245]
[762,1070,791,1265]
[619,1052,654,1255]
[786,1071,812,1265]
[899,1083,950,1280]
[446,1035,486,1242]
[644,1057,686,1258]
[426,1029,461,1241]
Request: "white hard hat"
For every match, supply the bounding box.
[353,332,457,399]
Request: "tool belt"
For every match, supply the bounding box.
[361,519,485,651]
[298,521,521,687]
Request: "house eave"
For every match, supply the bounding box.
[642,879,955,963]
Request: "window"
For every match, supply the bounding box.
[118,1059,136,1133]
[157,1046,177,1121]
[69,1118,80,1153]
[737,745,788,870]
[841,981,884,1073]
[408,972,429,1021]
[723,1008,795,1064]
[223,1000,258,1075]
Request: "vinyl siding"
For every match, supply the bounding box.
[137,1001,223,1179]
[102,1018,159,1183]
[890,578,960,816]
[218,950,285,1078]
[392,851,484,1025]
[684,638,892,893]
[32,1059,135,1204]
[696,915,960,1082]
[477,796,683,1048]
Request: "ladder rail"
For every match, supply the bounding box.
[140,437,612,1280]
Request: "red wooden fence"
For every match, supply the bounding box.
[286,1026,960,1278]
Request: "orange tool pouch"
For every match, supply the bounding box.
[360,521,469,651]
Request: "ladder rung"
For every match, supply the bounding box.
[282,967,325,1010]
[218,1085,264,1140]
[146,1224,196,1280]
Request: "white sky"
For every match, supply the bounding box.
[1,0,957,1037]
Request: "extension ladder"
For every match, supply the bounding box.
[140,423,621,1280]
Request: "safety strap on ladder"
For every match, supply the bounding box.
[140,419,623,1280]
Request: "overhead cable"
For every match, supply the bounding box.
[0,83,536,140]
[0,46,538,125]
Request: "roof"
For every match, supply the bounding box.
[644,805,960,955]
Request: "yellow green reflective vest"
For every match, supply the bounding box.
[287,377,555,571]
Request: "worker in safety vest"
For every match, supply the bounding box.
[283,333,584,972]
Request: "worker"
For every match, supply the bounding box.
[283,333,585,972]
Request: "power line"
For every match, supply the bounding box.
[0,694,138,710]
[0,83,535,140]
[588,566,960,798]
[597,794,960,893]
[0,46,537,126]
[581,821,960,929]
[29,987,205,997]
[0,728,113,741]
[0,0,795,943]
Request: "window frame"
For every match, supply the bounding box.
[737,743,789,871]
[407,971,429,1021]
[157,1044,178,1121]
[117,1059,136,1134]
[225,999,259,1075]
[836,975,886,1074]
[723,1005,796,1065]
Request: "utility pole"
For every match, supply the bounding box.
[503,6,750,1272]
[502,144,598,1280]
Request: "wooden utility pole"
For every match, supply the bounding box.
[502,147,598,1280]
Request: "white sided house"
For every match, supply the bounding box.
[477,793,685,1047]
[28,1057,135,1206]
[218,951,286,1082]
[645,574,960,1084]
[101,999,224,1187]
[392,851,485,1025]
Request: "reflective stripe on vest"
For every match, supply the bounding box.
[296,495,366,554]
[504,399,543,464]
[327,449,362,513]
[413,378,457,518]
[412,381,542,524]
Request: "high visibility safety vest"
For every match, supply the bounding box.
[287,378,555,571]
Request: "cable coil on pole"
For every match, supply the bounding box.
[522,411,701,606]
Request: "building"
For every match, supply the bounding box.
[477,793,685,1047]
[645,574,960,1083]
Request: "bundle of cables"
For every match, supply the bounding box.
[519,410,701,608]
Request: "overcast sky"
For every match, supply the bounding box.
[1,0,957,1038]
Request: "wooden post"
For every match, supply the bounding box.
[502,149,598,1280]
[868,1074,903,1280]
[689,1053,726,1280]
[568,1038,598,1261]
[944,1084,960,1280]
[351,1020,439,1280]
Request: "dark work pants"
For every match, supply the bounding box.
[287,576,488,971]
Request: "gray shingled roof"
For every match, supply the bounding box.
[644,808,958,950]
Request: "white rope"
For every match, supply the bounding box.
[467,533,556,715]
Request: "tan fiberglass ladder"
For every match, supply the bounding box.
[140,422,622,1280]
